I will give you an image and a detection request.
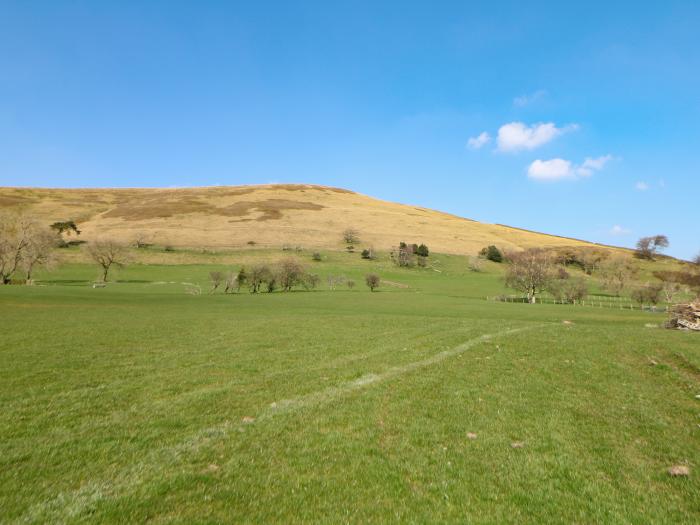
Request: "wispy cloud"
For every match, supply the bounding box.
[576,155,613,177]
[635,181,649,191]
[497,122,578,152]
[466,131,491,150]
[609,225,631,236]
[527,154,613,181]
[513,89,547,107]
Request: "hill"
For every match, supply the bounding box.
[1,184,619,255]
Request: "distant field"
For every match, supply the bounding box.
[1,250,698,523]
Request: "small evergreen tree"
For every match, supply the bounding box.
[480,245,503,263]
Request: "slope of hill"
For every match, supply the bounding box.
[0,184,617,254]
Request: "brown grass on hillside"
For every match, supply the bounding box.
[0,184,632,255]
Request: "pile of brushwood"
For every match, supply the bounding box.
[665,301,700,331]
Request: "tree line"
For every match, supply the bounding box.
[497,242,700,305]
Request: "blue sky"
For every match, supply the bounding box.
[1,1,698,259]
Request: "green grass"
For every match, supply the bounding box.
[1,251,698,523]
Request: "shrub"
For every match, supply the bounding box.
[342,228,360,245]
[556,267,570,280]
[361,248,376,260]
[480,245,503,263]
[164,245,175,252]
[365,273,380,292]
[311,252,322,261]
[327,274,345,290]
[347,279,355,289]
[303,273,320,290]
[416,244,429,257]
[548,277,588,303]
[237,267,248,289]
[467,256,483,272]
[631,284,663,305]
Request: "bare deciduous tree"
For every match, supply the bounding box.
[342,228,360,245]
[0,213,35,284]
[600,257,637,296]
[635,235,669,260]
[209,271,225,293]
[87,240,129,282]
[503,248,553,303]
[133,232,151,249]
[365,273,380,291]
[22,228,61,283]
[580,251,608,275]
[277,258,306,292]
[248,264,272,293]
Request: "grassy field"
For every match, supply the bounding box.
[1,250,698,523]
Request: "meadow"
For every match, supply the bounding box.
[1,249,698,523]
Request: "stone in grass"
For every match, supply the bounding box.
[510,441,525,449]
[467,432,478,440]
[205,463,220,473]
[667,465,690,477]
[241,416,255,424]
[562,320,573,325]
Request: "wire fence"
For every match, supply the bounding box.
[487,294,669,313]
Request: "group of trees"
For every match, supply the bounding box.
[501,235,700,305]
[391,242,429,267]
[503,247,653,304]
[211,260,319,294]
[209,258,381,293]
[0,213,61,284]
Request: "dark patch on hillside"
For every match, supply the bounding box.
[223,199,325,221]
[101,196,325,222]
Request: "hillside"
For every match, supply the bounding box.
[0,184,618,255]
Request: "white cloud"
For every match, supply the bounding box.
[497,122,577,152]
[513,90,547,107]
[527,154,613,182]
[466,131,491,150]
[527,158,574,181]
[609,225,631,236]
[576,154,613,177]
[635,181,649,191]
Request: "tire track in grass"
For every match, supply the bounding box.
[20,323,547,524]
